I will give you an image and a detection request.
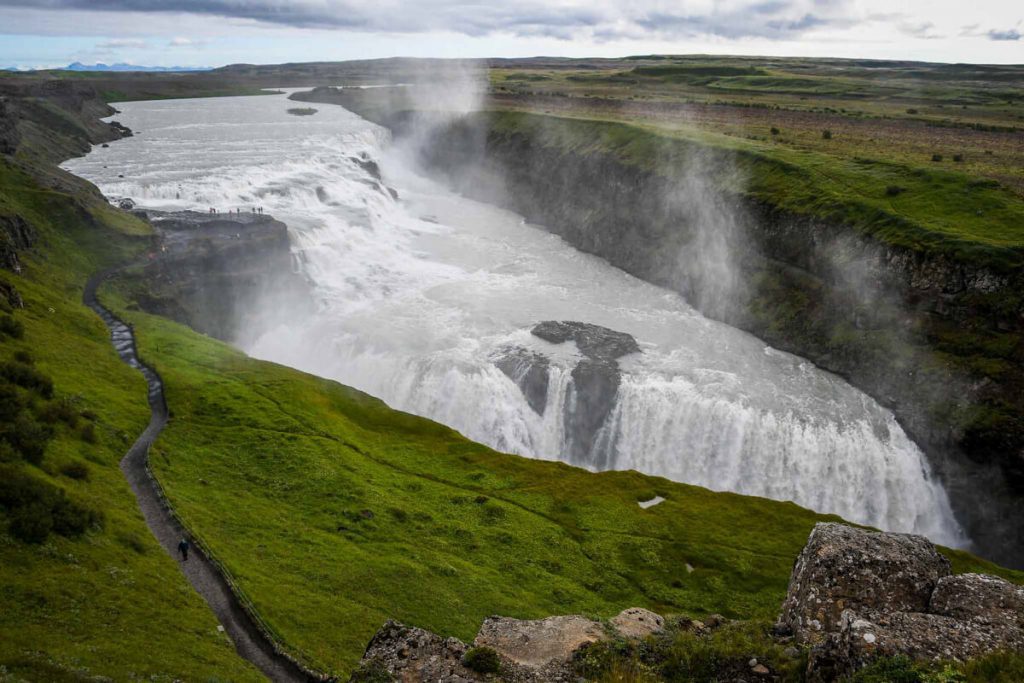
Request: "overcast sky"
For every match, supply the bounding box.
[0,0,1020,69]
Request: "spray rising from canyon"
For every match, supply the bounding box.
[63,79,966,548]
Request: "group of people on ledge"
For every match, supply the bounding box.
[207,206,266,215]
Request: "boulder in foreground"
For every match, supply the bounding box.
[351,607,662,682]
[777,522,1024,681]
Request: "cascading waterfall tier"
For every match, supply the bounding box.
[63,91,967,548]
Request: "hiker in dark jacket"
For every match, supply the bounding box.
[178,537,190,561]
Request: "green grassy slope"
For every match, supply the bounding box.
[0,162,263,680]
[99,285,1021,678]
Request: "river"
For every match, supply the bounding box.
[63,90,966,546]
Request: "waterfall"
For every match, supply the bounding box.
[64,91,967,548]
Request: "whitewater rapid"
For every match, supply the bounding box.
[64,91,966,546]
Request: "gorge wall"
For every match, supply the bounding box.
[126,210,310,345]
[298,88,1024,567]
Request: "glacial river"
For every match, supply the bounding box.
[64,91,966,546]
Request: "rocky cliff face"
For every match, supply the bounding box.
[0,214,36,273]
[344,107,1024,568]
[130,211,311,344]
[777,523,1024,681]
[0,80,131,163]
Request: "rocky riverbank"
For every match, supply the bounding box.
[299,87,1024,568]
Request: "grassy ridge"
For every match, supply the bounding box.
[0,161,262,680]
[484,110,1024,267]
[99,284,1021,677]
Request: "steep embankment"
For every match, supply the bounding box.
[294,86,1024,568]
[85,267,315,682]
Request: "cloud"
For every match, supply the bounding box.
[96,37,147,48]
[987,28,1021,41]
[898,22,943,39]
[169,36,203,47]
[0,0,860,41]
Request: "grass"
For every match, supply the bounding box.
[0,160,262,680]
[94,280,1018,678]
[111,297,836,674]
[481,110,1024,267]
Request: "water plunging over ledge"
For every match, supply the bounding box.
[64,91,966,548]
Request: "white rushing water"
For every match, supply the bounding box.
[64,92,966,546]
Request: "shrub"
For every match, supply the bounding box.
[39,398,78,427]
[0,440,17,463]
[0,382,23,422]
[50,495,101,537]
[0,465,100,542]
[932,153,944,162]
[953,154,964,162]
[482,504,507,524]
[852,656,924,682]
[13,350,32,365]
[0,361,53,398]
[79,422,97,444]
[906,108,919,114]
[962,651,1024,682]
[9,501,54,543]
[886,185,906,197]
[60,461,90,481]
[822,129,833,139]
[350,658,394,683]
[463,647,501,674]
[770,127,780,135]
[0,315,23,339]
[4,414,53,465]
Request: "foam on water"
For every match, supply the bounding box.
[64,91,966,546]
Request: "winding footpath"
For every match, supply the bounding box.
[84,269,317,683]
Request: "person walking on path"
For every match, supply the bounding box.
[178,537,190,562]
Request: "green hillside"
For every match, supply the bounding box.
[0,161,263,681]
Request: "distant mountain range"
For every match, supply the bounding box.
[63,62,212,72]
[2,62,212,73]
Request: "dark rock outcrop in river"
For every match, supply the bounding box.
[777,523,1024,681]
[495,321,640,467]
[131,210,311,343]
